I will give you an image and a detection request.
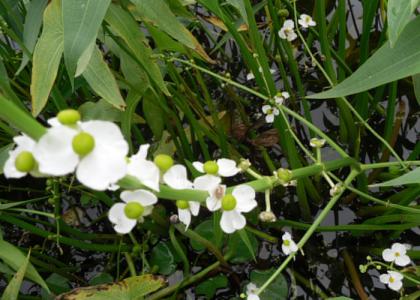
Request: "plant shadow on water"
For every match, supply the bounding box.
[0,0,419,299]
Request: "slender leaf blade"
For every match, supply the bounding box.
[371,168,420,187]
[387,0,418,47]
[82,46,125,110]
[30,0,63,116]
[62,0,111,82]
[413,73,420,105]
[308,16,420,99]
[1,251,30,300]
[0,240,49,291]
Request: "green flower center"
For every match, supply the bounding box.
[15,151,35,172]
[124,202,145,219]
[395,252,400,257]
[283,240,290,246]
[203,161,219,174]
[176,200,189,209]
[72,132,95,156]
[57,109,81,125]
[389,277,395,283]
[221,194,236,211]
[154,154,174,172]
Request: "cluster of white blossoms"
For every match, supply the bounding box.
[4,110,259,235]
[278,14,316,41]
[261,90,289,124]
[379,243,411,291]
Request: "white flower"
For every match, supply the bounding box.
[246,282,260,300]
[219,185,257,234]
[274,91,290,105]
[246,67,276,81]
[298,14,316,28]
[108,189,157,234]
[278,20,297,41]
[382,243,411,266]
[379,271,403,291]
[262,105,279,123]
[309,138,326,148]
[163,164,193,189]
[176,200,200,229]
[4,135,38,178]
[193,158,240,177]
[34,120,128,191]
[282,232,298,255]
[127,144,160,192]
[194,174,225,211]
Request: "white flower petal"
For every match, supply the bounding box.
[379,274,390,284]
[282,232,292,241]
[189,201,200,216]
[289,241,298,252]
[142,205,154,217]
[230,210,246,230]
[108,203,136,234]
[4,151,26,178]
[389,271,403,281]
[220,211,235,234]
[33,126,79,176]
[382,248,395,262]
[287,31,297,41]
[192,161,204,173]
[278,28,287,39]
[283,19,295,29]
[132,144,150,161]
[206,196,222,212]
[265,114,275,123]
[128,159,160,191]
[391,243,407,255]
[262,105,271,114]
[395,254,410,267]
[282,92,290,99]
[217,158,240,177]
[163,164,193,189]
[76,148,127,191]
[232,185,257,213]
[46,117,61,127]
[120,189,158,206]
[193,174,221,193]
[247,295,260,300]
[178,208,192,229]
[282,244,291,255]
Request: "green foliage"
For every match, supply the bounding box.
[250,269,288,300]
[195,274,228,298]
[387,0,419,47]
[371,168,420,187]
[1,251,30,300]
[56,275,165,299]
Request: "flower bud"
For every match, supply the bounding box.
[278,9,289,18]
[310,138,326,148]
[57,109,81,125]
[72,132,95,156]
[203,161,219,175]
[154,154,174,172]
[359,265,367,273]
[277,168,293,184]
[15,151,35,172]
[376,265,382,270]
[170,214,179,224]
[238,159,251,171]
[124,202,144,219]
[259,211,277,222]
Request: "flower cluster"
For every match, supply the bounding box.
[4,110,259,235]
[261,90,289,124]
[278,15,316,42]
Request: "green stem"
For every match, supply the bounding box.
[257,169,359,295]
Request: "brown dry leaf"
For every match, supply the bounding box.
[250,128,279,147]
[204,16,248,32]
[62,207,84,227]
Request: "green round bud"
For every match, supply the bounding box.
[57,109,81,125]
[154,154,174,172]
[124,202,145,219]
[72,132,95,156]
[283,239,290,246]
[278,9,289,18]
[15,151,35,172]
[176,200,189,209]
[376,265,382,270]
[277,168,292,183]
[221,194,237,211]
[203,161,219,175]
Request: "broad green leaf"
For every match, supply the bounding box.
[250,269,288,300]
[413,73,420,105]
[0,240,49,291]
[56,275,165,300]
[143,92,164,140]
[371,168,420,187]
[132,0,214,63]
[149,242,176,275]
[1,251,30,300]
[308,16,420,99]
[228,231,258,264]
[81,46,125,110]
[43,273,70,295]
[196,274,228,298]
[105,4,169,95]
[78,99,123,122]
[238,229,256,262]
[190,220,217,252]
[62,0,111,82]
[0,143,13,175]
[387,0,419,47]
[88,273,113,286]
[17,0,48,74]
[30,0,63,116]
[402,290,420,300]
